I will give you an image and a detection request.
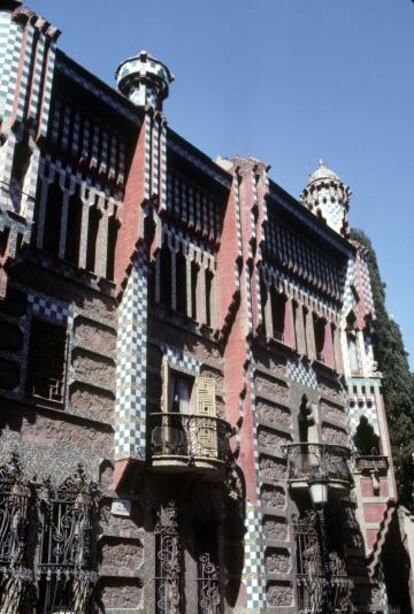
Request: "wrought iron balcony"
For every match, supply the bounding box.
[285,443,352,489]
[355,455,388,475]
[149,412,233,473]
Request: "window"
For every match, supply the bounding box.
[302,306,309,355]
[205,269,213,328]
[176,250,187,314]
[26,318,67,403]
[167,370,195,414]
[86,203,101,273]
[154,501,183,614]
[106,213,119,280]
[0,457,99,614]
[11,138,31,194]
[191,261,198,320]
[160,241,172,309]
[292,300,298,350]
[314,315,326,362]
[43,180,63,256]
[270,288,286,341]
[65,187,83,265]
[37,469,99,614]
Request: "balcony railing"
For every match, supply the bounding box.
[285,443,352,487]
[355,455,388,475]
[149,412,233,469]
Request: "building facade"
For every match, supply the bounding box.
[0,1,403,612]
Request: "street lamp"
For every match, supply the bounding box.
[309,472,333,613]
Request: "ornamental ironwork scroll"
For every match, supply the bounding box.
[294,512,353,614]
[154,501,183,614]
[197,552,220,614]
[0,453,32,614]
[37,464,99,614]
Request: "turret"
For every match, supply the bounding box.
[115,50,174,111]
[300,160,351,236]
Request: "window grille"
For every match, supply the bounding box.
[154,501,183,614]
[26,318,67,404]
[37,465,99,614]
[0,454,32,614]
[294,512,353,614]
[197,552,220,614]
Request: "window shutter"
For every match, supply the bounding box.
[196,376,216,417]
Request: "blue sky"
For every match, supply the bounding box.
[32,0,414,367]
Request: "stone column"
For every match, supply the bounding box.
[186,248,193,318]
[263,282,274,340]
[196,256,207,326]
[95,203,110,278]
[283,296,295,348]
[58,176,75,259]
[333,325,344,374]
[323,320,335,368]
[295,301,307,356]
[78,187,94,270]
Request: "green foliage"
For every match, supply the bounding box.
[350,228,414,506]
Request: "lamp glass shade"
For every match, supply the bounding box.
[309,479,328,506]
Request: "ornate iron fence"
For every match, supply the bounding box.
[150,413,232,464]
[285,443,352,486]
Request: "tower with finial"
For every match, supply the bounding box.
[300,160,351,236]
[115,50,174,111]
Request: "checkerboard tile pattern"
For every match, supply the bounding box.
[28,293,70,323]
[341,257,357,316]
[243,501,267,611]
[0,16,21,127]
[359,254,375,316]
[115,247,148,460]
[288,358,318,389]
[241,175,267,609]
[324,197,343,233]
[163,347,200,374]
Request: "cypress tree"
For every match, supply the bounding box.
[350,228,414,507]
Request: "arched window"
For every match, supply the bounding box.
[43,180,64,256]
[298,395,311,443]
[353,416,380,456]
